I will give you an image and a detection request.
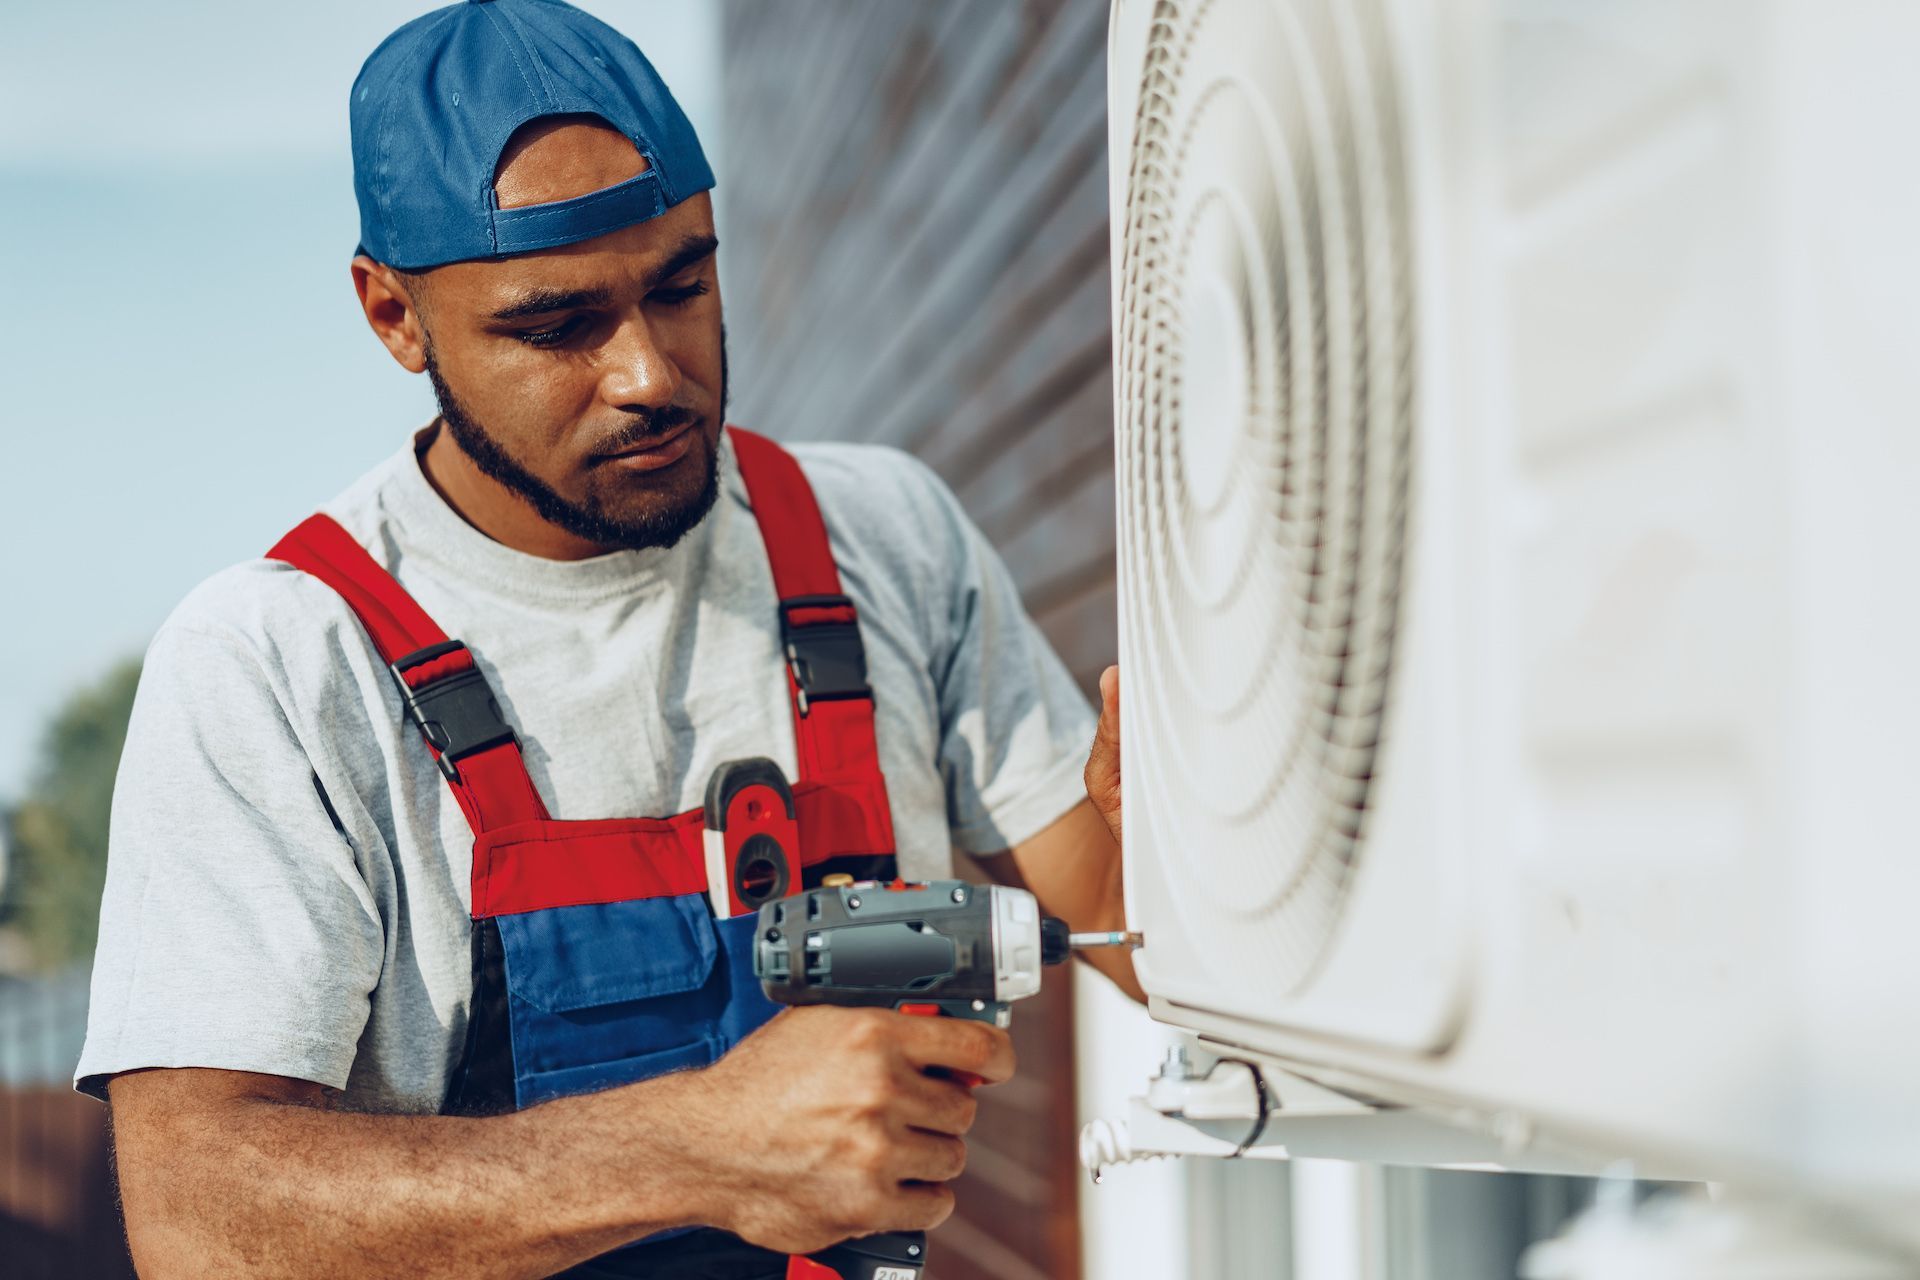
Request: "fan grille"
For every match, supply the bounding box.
[1116,0,1415,991]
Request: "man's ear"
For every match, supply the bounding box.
[351,256,430,374]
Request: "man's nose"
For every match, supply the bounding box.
[598,313,680,411]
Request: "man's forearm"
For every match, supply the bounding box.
[112,1067,717,1280]
[1072,663,1147,1002]
[1001,799,1147,1003]
[1071,834,1145,1000]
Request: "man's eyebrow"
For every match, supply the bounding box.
[489,285,613,322]
[485,234,718,322]
[648,233,720,288]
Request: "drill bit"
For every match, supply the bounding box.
[1068,930,1144,951]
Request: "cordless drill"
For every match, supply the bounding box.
[753,877,1138,1280]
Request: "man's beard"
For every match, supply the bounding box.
[423,341,727,552]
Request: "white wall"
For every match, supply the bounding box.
[1075,968,1191,1279]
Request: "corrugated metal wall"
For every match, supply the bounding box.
[718,4,1115,1277]
[720,0,1116,694]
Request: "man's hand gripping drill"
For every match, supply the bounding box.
[753,876,1138,1280]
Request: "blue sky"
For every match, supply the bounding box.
[0,1,721,798]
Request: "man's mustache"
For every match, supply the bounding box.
[594,406,701,455]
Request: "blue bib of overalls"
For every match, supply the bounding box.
[269,427,900,1275]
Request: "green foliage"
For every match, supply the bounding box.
[2,659,143,970]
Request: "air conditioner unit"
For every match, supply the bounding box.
[1107,0,1920,1218]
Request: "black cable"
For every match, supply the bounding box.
[1214,1057,1274,1156]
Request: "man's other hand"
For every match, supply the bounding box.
[1084,664,1122,849]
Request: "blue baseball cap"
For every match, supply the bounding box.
[350,0,714,270]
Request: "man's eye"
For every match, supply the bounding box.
[516,317,586,348]
[652,280,710,308]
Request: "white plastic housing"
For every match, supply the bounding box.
[1109,0,1920,1220]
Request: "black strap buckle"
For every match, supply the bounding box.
[779,594,871,716]
[389,641,516,782]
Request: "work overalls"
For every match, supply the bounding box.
[271,427,898,1278]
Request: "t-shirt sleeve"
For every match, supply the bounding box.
[894,456,1099,855]
[75,620,384,1100]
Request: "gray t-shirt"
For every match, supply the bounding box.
[77,430,1096,1111]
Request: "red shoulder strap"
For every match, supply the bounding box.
[727,427,843,600]
[268,515,549,834]
[728,428,897,855]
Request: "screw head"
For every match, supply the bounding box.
[971,999,986,1012]
[907,1243,923,1257]
[950,887,966,903]
[848,895,862,909]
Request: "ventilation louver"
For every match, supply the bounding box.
[1115,0,1415,990]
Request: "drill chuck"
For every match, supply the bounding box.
[1041,917,1072,967]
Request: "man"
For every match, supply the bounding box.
[77,2,1136,1277]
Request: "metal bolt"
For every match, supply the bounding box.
[971,999,986,1012]
[1155,1044,1194,1081]
[950,887,966,903]
[765,929,780,942]
[907,1244,923,1257]
[848,895,862,909]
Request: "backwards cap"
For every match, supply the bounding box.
[350,0,713,270]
